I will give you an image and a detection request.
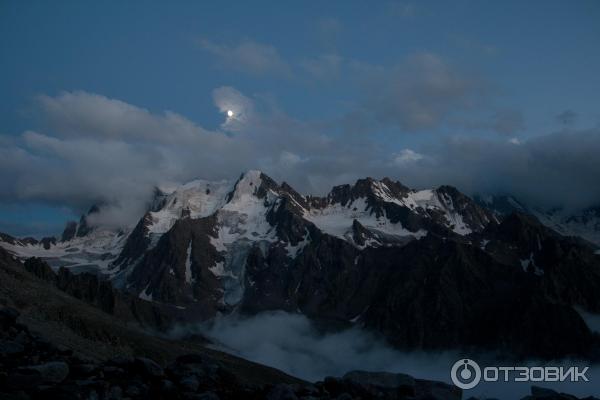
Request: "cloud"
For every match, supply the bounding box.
[348,53,488,132]
[391,149,424,165]
[212,86,256,132]
[488,110,525,135]
[0,91,252,227]
[198,38,292,77]
[314,18,343,51]
[556,109,578,126]
[0,89,368,228]
[173,311,600,399]
[182,311,458,383]
[1,88,599,236]
[37,91,206,142]
[197,40,508,136]
[278,151,305,168]
[390,129,600,210]
[462,109,525,136]
[386,2,417,18]
[452,35,498,56]
[300,54,343,80]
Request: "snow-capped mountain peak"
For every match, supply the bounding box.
[0,171,540,298]
[147,179,231,236]
[1,171,499,276]
[227,170,266,200]
[3,170,600,338]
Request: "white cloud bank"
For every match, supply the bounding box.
[177,311,600,400]
[1,86,599,231]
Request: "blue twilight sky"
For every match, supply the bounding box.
[1,0,599,237]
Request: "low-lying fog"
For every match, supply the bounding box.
[170,311,599,399]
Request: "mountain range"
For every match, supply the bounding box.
[2,170,600,360]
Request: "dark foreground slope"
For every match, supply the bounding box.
[0,247,465,400]
[0,247,301,385]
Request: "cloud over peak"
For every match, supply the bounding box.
[1,88,599,234]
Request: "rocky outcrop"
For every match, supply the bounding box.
[61,221,78,242]
[112,212,153,271]
[481,212,600,313]
[0,232,57,249]
[476,194,600,247]
[75,204,100,237]
[126,216,223,315]
[23,257,57,283]
[22,256,181,332]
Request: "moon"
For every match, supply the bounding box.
[227,110,234,117]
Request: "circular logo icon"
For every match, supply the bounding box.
[451,358,481,390]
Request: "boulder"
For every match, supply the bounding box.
[107,385,123,400]
[179,375,200,392]
[70,363,97,378]
[102,366,125,379]
[169,354,221,383]
[6,370,43,390]
[197,392,220,400]
[0,391,32,400]
[176,353,209,364]
[134,357,164,378]
[106,355,135,368]
[342,370,416,397]
[415,378,462,400]
[23,361,69,383]
[0,340,24,356]
[266,384,298,400]
[35,385,81,400]
[0,307,20,328]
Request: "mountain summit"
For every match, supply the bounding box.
[2,170,600,359]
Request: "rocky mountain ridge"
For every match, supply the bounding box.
[2,171,600,360]
[475,194,600,246]
[0,250,597,400]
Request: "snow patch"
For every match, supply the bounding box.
[148,179,231,236]
[285,230,310,259]
[0,227,128,275]
[534,208,600,246]
[305,197,427,245]
[139,284,153,301]
[369,182,473,235]
[520,253,544,276]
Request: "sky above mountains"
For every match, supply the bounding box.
[1,0,599,236]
